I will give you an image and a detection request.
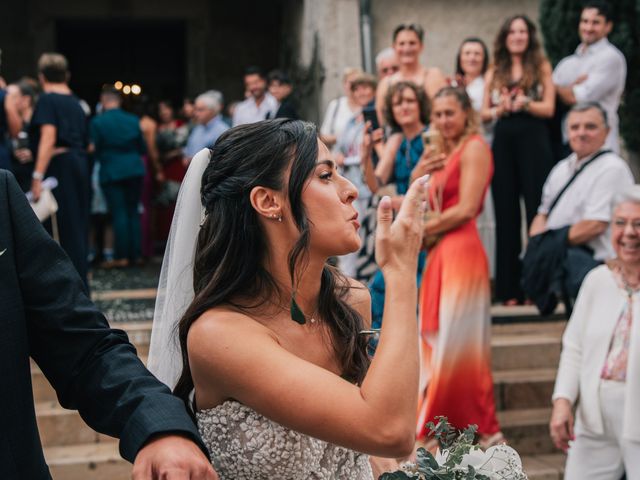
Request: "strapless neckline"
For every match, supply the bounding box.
[196,400,373,479]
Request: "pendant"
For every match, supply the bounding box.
[290,295,306,325]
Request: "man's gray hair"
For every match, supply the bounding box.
[612,185,640,211]
[375,47,396,67]
[569,101,609,129]
[196,90,224,113]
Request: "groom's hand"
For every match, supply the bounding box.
[132,434,218,479]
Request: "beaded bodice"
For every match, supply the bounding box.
[196,400,374,479]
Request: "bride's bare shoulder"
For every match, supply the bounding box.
[188,307,276,350]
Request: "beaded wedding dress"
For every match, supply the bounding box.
[196,400,374,479]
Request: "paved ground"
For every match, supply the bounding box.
[89,260,162,323]
[88,260,567,324]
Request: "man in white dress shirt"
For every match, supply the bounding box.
[553,1,626,153]
[232,66,278,126]
[530,103,634,262]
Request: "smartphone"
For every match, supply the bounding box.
[362,106,380,132]
[422,130,442,155]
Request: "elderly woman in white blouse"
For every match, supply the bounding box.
[550,185,640,479]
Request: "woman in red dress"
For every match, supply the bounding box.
[415,86,501,446]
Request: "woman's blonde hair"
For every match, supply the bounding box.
[342,67,363,83]
[432,86,480,148]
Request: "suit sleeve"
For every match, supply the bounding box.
[3,171,207,462]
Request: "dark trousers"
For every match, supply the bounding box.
[102,176,143,262]
[491,114,554,302]
[46,151,91,289]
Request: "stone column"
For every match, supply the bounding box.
[297,0,363,124]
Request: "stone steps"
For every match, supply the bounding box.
[499,408,555,456]
[522,454,566,480]
[36,401,117,447]
[44,442,130,480]
[34,295,568,478]
[494,368,556,411]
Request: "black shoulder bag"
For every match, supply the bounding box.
[522,150,611,315]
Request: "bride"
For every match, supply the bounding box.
[148,118,427,479]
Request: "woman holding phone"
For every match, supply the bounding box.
[361,81,431,329]
[417,86,501,446]
[334,73,379,278]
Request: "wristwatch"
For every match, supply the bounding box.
[32,171,44,181]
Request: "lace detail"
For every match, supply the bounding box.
[196,400,374,479]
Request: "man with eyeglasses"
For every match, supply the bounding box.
[375,48,399,79]
[526,103,633,304]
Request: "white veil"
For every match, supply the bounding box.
[147,148,211,389]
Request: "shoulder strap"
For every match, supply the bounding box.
[547,149,612,216]
[329,97,342,135]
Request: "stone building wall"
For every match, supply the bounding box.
[1,0,543,124]
[310,0,541,123]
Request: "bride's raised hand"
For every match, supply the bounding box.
[375,175,429,275]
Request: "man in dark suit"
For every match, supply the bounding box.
[0,169,217,479]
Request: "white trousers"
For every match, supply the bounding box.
[565,380,640,480]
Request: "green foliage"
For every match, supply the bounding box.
[539,0,640,151]
[379,417,493,480]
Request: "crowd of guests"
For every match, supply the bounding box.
[0,58,302,286]
[315,0,636,476]
[0,0,637,477]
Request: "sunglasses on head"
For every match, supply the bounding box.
[394,23,424,39]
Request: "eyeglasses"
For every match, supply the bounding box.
[613,219,640,230]
[380,66,400,75]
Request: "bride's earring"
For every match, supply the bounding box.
[290,292,306,325]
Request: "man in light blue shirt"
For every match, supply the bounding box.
[184,90,228,162]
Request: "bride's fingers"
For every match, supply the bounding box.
[376,196,393,239]
[397,175,429,223]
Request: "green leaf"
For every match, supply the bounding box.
[465,465,476,480]
[379,472,412,480]
[416,447,439,470]
[290,295,306,325]
[434,472,454,480]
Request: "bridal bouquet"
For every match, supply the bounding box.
[380,417,527,480]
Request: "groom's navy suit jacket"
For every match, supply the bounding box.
[0,170,205,479]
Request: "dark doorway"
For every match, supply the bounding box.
[56,19,185,112]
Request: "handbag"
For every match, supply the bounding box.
[29,186,60,242]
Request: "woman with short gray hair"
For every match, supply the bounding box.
[550,184,640,478]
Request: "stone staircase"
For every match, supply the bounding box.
[491,313,567,479]
[34,287,569,479]
[34,321,152,479]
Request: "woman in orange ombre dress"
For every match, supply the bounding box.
[413,86,501,445]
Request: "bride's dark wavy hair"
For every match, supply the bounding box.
[174,118,371,405]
